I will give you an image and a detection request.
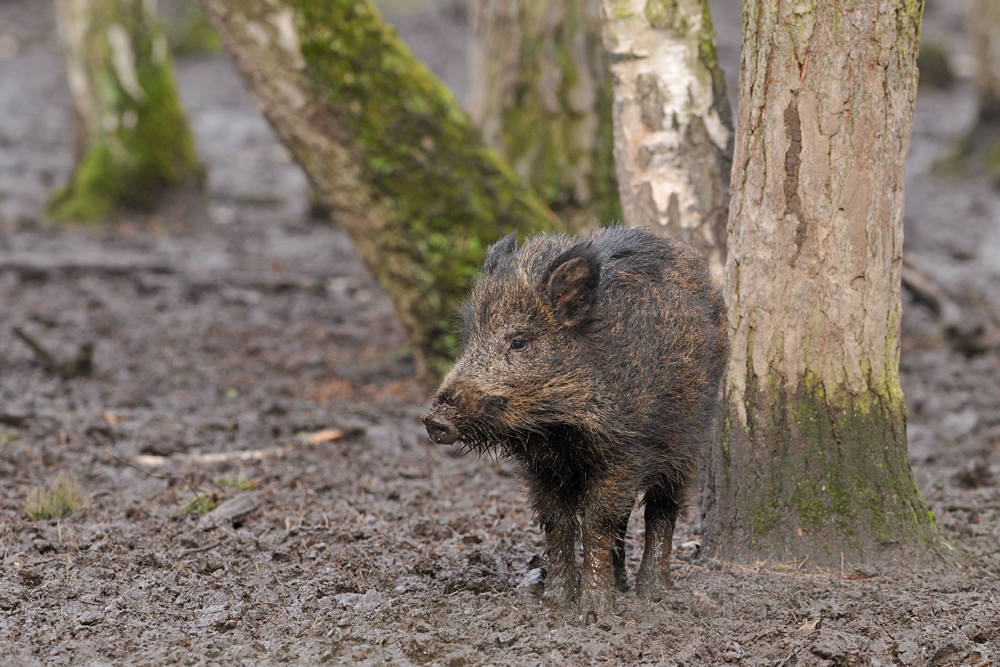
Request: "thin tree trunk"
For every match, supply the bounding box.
[51,0,201,222]
[198,0,562,377]
[469,0,620,230]
[701,0,939,568]
[598,0,732,281]
[971,0,1000,121]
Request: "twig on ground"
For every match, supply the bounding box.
[134,426,362,467]
[776,650,798,667]
[136,448,285,467]
[111,452,182,482]
[181,540,222,555]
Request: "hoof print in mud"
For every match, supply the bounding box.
[423,228,728,609]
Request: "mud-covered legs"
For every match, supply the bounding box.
[579,513,619,618]
[635,488,680,601]
[537,481,681,611]
[540,509,579,608]
[538,499,627,614]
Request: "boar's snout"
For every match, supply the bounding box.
[422,404,460,445]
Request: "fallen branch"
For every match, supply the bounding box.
[136,447,285,467]
[900,257,961,329]
[12,327,93,379]
[0,253,173,278]
[901,256,1000,355]
[134,427,361,468]
[0,411,28,427]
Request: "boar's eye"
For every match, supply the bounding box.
[508,337,529,352]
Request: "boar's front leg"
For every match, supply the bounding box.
[537,504,580,608]
[580,480,634,620]
[579,514,618,620]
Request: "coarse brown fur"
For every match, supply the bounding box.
[422,227,728,619]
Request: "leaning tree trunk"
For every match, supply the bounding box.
[51,0,201,222]
[598,0,732,281]
[701,0,939,568]
[469,0,620,230]
[971,0,1000,121]
[198,0,562,377]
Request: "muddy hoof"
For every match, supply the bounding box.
[580,587,617,623]
[635,570,672,602]
[541,572,579,609]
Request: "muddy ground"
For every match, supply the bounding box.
[1,0,999,665]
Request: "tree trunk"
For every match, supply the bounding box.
[701,0,939,568]
[50,0,202,222]
[598,0,732,281]
[198,0,562,377]
[971,0,1000,121]
[469,0,620,230]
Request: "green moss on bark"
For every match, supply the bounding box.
[489,0,621,230]
[732,368,938,566]
[50,0,201,223]
[645,0,686,34]
[161,1,224,55]
[289,0,562,375]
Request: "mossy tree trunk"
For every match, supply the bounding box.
[971,0,1000,121]
[198,0,562,377]
[598,0,732,281]
[51,0,202,222]
[700,0,940,569]
[469,0,620,230]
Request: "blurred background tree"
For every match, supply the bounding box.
[468,0,620,231]
[599,0,732,281]
[158,0,223,56]
[971,0,1000,123]
[50,0,202,222]
[970,0,1000,184]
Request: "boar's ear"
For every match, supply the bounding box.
[482,233,518,276]
[546,243,600,328]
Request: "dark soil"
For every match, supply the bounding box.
[1,0,999,665]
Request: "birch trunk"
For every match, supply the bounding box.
[198,0,562,377]
[971,0,1000,121]
[469,0,620,230]
[51,0,201,222]
[598,0,732,280]
[700,0,939,568]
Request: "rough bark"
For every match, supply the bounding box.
[469,0,620,230]
[598,0,732,281]
[50,0,202,222]
[198,0,562,377]
[971,0,1000,121]
[701,0,939,568]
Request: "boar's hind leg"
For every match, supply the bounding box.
[539,509,579,608]
[635,486,680,601]
[611,513,630,593]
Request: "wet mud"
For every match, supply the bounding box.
[1,0,999,664]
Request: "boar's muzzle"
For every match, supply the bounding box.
[422,404,460,445]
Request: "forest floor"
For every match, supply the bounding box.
[1,0,999,665]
